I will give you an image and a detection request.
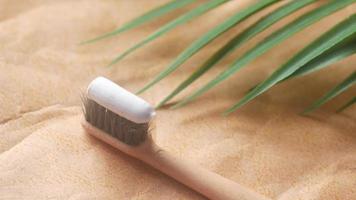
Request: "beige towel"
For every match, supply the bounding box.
[0,0,355,199]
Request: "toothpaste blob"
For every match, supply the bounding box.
[87,77,155,123]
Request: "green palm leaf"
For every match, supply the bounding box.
[108,0,228,67]
[337,96,356,112]
[156,0,316,108]
[81,0,196,44]
[226,14,356,115]
[173,0,355,109]
[138,0,279,94]
[303,71,356,114]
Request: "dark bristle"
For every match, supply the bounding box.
[82,95,148,145]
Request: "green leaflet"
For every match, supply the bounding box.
[138,0,279,94]
[303,71,356,114]
[226,14,356,115]
[173,0,355,109]
[81,0,196,44]
[156,0,316,108]
[108,0,228,67]
[337,96,356,112]
[286,33,356,79]
[249,33,356,89]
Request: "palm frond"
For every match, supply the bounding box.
[108,0,228,67]
[88,0,356,114]
[225,14,356,115]
[156,0,316,108]
[137,0,279,94]
[172,0,355,109]
[337,96,356,112]
[81,0,196,44]
[303,71,356,114]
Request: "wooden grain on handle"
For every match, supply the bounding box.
[82,121,270,200]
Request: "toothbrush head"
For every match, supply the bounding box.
[82,77,155,145]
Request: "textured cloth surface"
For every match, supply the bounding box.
[0,0,355,199]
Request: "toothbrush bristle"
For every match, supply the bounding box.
[82,95,149,145]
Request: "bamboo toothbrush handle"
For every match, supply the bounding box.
[139,146,270,200]
[83,122,270,200]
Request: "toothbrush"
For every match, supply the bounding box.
[82,77,270,200]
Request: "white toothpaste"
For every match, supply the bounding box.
[87,76,155,123]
